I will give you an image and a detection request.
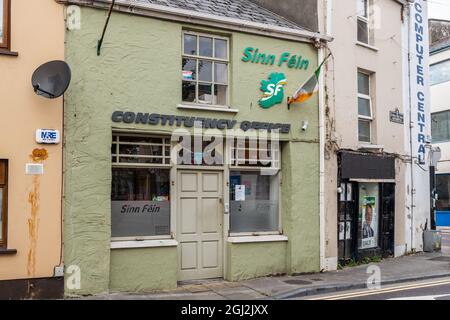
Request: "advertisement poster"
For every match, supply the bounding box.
[361,196,377,249]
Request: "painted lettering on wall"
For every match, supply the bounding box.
[241,47,309,70]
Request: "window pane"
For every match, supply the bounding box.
[199,36,213,57]
[430,59,450,86]
[358,120,371,142]
[432,111,450,142]
[358,72,370,95]
[358,183,379,249]
[436,174,450,211]
[198,83,212,103]
[184,34,197,55]
[198,60,212,82]
[357,19,369,44]
[0,188,3,242]
[111,168,170,237]
[230,172,279,233]
[182,58,196,80]
[182,81,196,102]
[358,97,371,117]
[214,85,227,105]
[214,62,228,84]
[357,0,368,17]
[215,39,227,59]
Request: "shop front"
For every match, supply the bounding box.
[62,2,325,295]
[337,151,396,263]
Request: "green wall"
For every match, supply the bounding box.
[64,7,319,295]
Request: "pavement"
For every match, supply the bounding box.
[81,237,450,300]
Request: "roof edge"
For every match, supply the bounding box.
[56,0,333,43]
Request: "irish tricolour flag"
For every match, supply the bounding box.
[288,53,331,106]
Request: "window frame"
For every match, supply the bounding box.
[431,110,450,143]
[181,30,230,108]
[111,133,173,242]
[357,71,373,143]
[0,0,11,50]
[0,160,8,248]
[356,0,370,45]
[227,137,283,237]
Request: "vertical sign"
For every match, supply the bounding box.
[410,0,430,165]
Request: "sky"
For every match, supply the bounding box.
[428,0,450,20]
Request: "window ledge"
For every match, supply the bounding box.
[0,248,17,255]
[110,239,178,249]
[177,104,239,113]
[0,49,19,57]
[358,143,384,150]
[356,42,379,52]
[227,235,288,244]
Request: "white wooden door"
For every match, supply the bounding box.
[177,171,223,281]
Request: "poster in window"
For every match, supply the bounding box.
[361,196,377,249]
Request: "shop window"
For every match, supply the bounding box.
[229,171,279,233]
[0,160,7,247]
[357,183,379,250]
[436,174,450,212]
[182,32,229,107]
[357,71,373,143]
[111,134,171,240]
[357,0,370,45]
[0,0,10,50]
[432,110,450,143]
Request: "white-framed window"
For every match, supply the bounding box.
[182,31,229,107]
[111,134,172,241]
[357,0,370,44]
[228,137,282,236]
[358,71,373,143]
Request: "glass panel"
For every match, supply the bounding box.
[358,97,371,117]
[182,81,196,102]
[358,119,371,143]
[119,136,166,144]
[357,18,369,44]
[198,60,212,82]
[357,0,368,17]
[199,36,213,57]
[183,34,197,55]
[0,2,3,43]
[230,172,279,232]
[430,59,450,86]
[358,183,379,249]
[436,174,450,211]
[111,168,170,237]
[214,39,227,59]
[198,83,212,103]
[358,72,370,95]
[119,157,163,164]
[214,85,227,106]
[0,188,3,241]
[118,144,163,156]
[432,111,450,143]
[175,136,224,166]
[214,62,228,84]
[182,58,196,80]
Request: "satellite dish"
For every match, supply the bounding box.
[31,60,71,99]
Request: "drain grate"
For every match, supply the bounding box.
[429,256,450,262]
[284,279,313,285]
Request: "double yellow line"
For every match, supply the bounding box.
[306,278,450,300]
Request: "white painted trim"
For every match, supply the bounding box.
[177,104,239,113]
[358,143,384,150]
[227,235,288,244]
[58,0,333,43]
[318,46,326,272]
[349,178,396,183]
[110,239,178,249]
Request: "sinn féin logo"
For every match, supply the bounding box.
[259,72,287,109]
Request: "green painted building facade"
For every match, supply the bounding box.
[62,2,321,295]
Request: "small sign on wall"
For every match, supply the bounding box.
[389,109,404,125]
[26,163,44,175]
[36,129,60,144]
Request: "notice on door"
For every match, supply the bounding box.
[361,196,377,249]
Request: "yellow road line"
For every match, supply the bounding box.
[306,278,450,300]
